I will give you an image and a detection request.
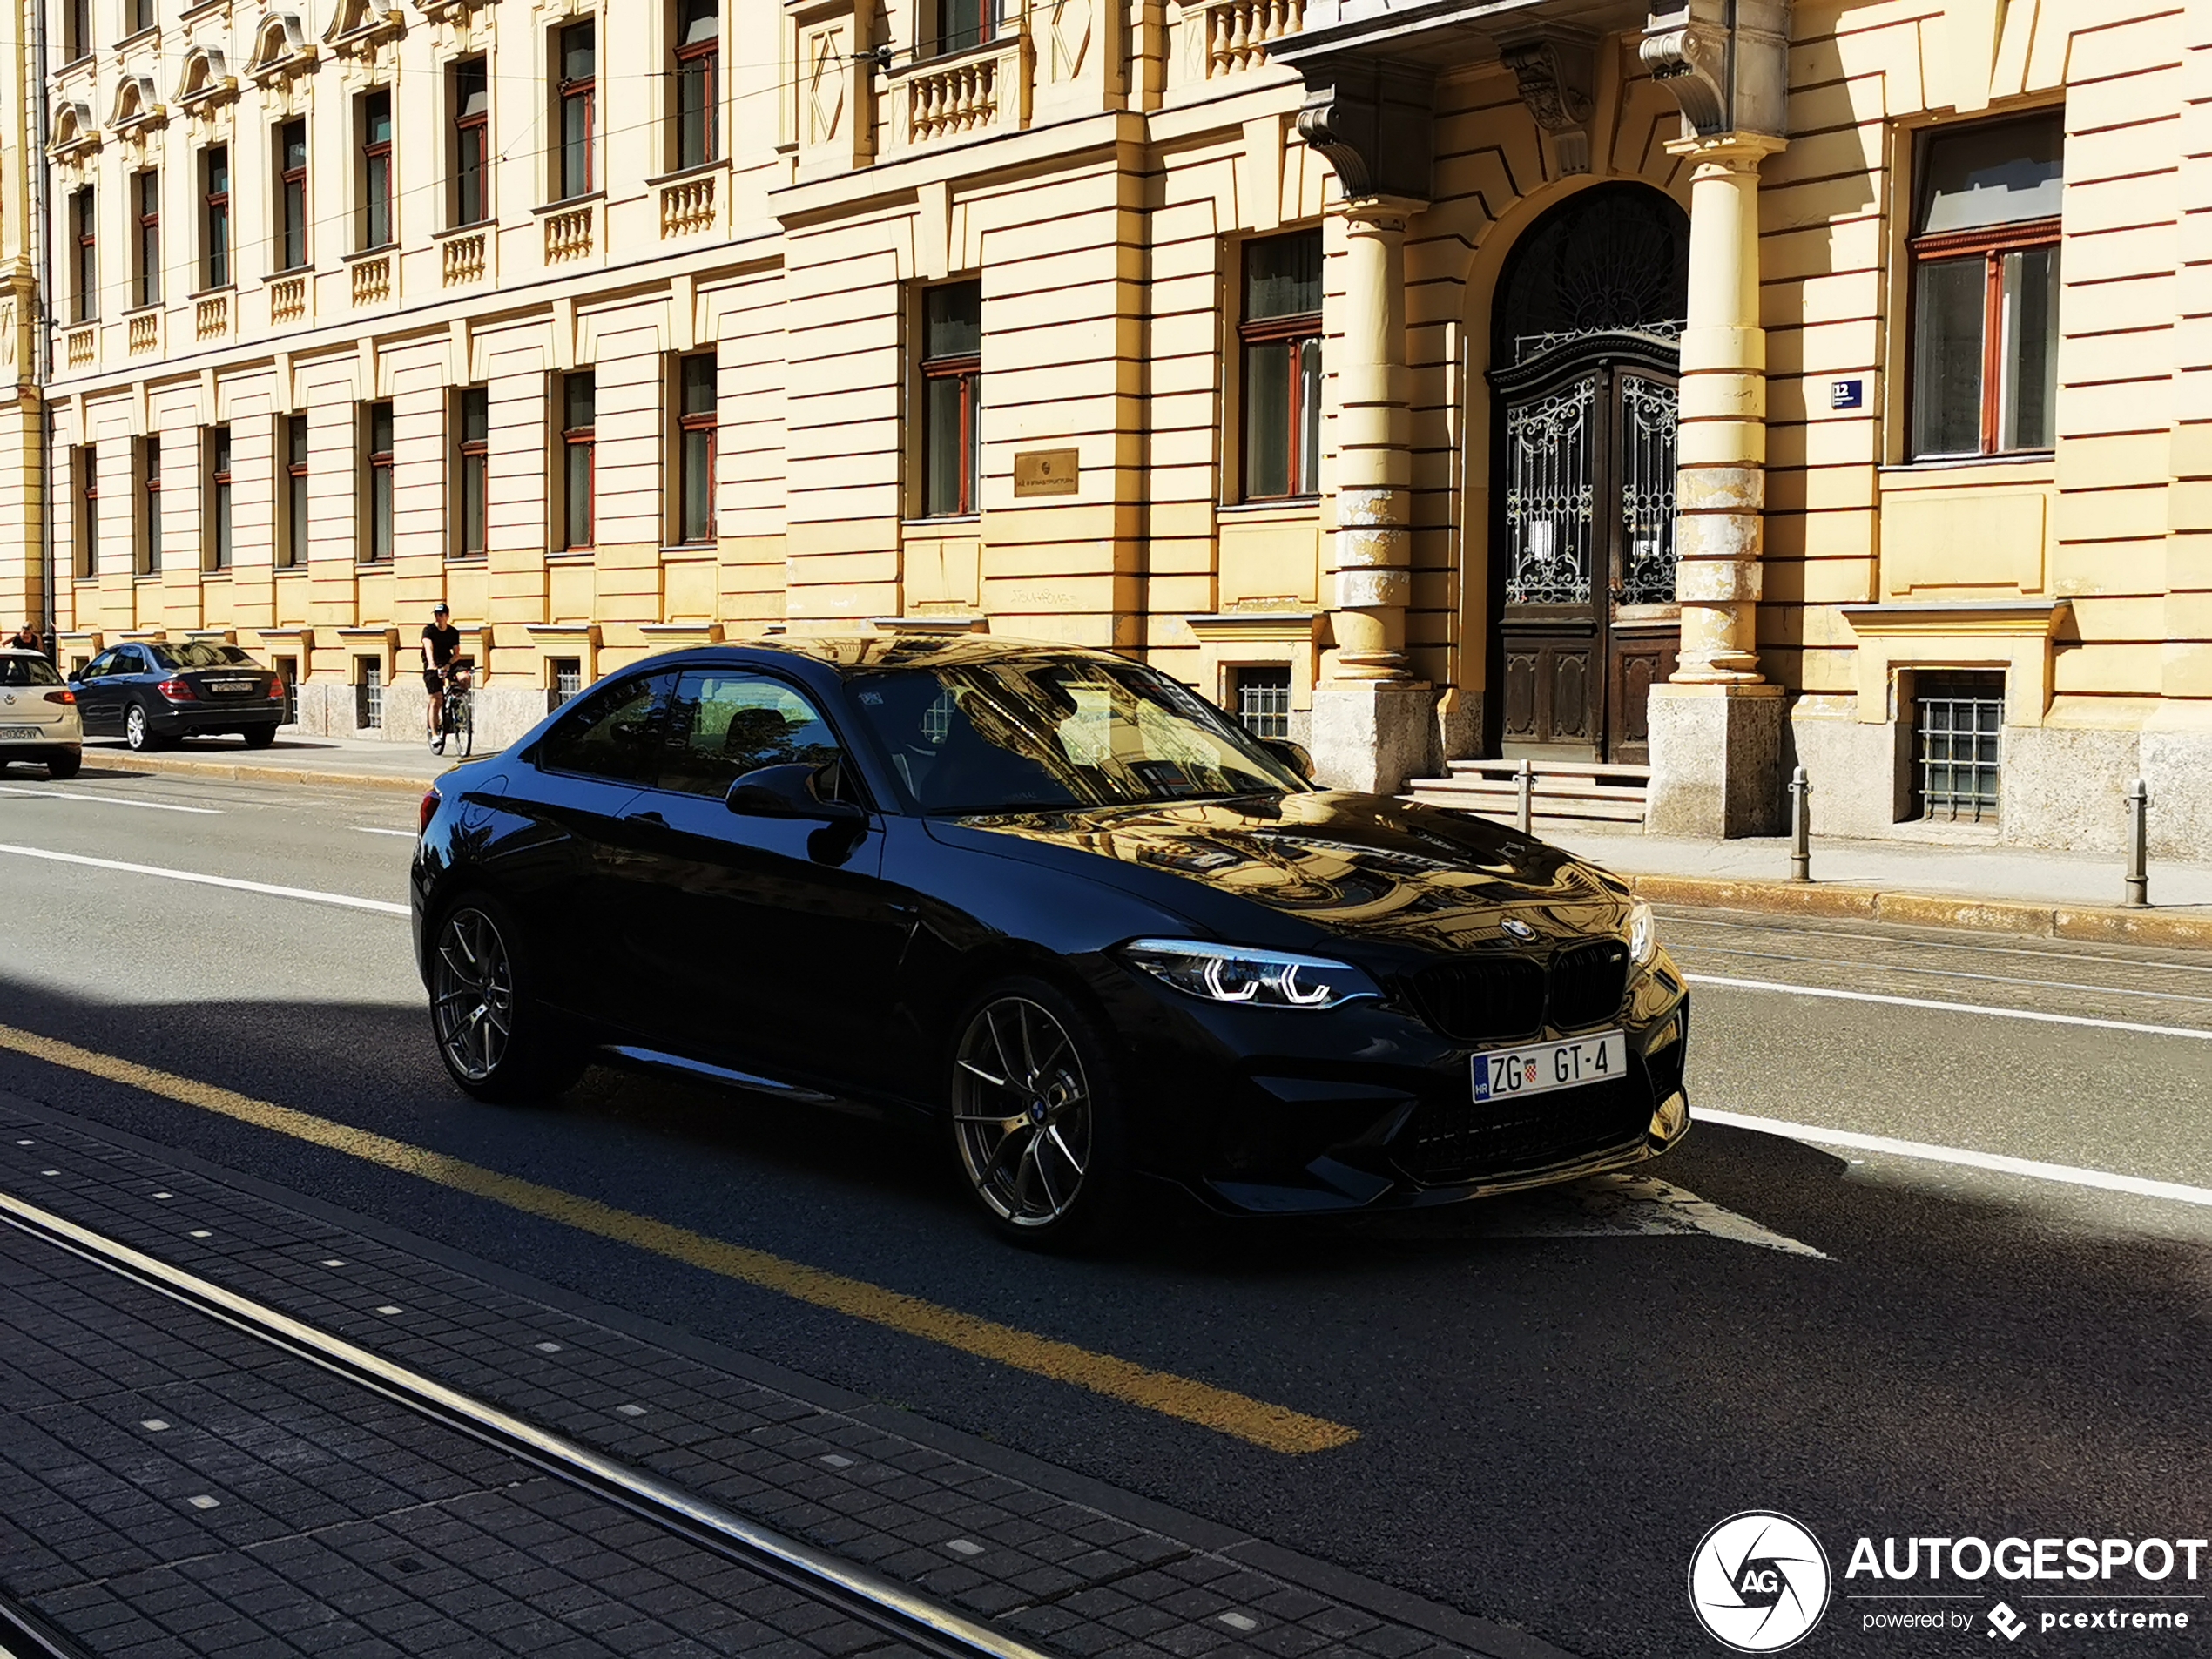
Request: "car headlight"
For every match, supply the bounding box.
[1628,899,1657,967]
[1120,939,1381,1010]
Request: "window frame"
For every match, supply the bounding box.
[280,412,309,570]
[276,118,308,273]
[73,445,96,578]
[204,426,233,573]
[132,170,160,309]
[674,352,718,545]
[917,281,981,520]
[555,21,597,201]
[137,435,161,577]
[65,0,91,61]
[360,89,395,252]
[1906,216,2061,460]
[450,57,490,228]
[454,386,489,560]
[363,401,395,565]
[71,187,96,323]
[203,146,232,290]
[672,0,719,170]
[1238,231,1325,502]
[558,370,597,553]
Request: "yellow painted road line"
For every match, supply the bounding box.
[0,1022,1358,1455]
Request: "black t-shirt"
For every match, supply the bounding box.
[422,624,461,668]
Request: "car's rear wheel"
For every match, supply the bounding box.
[243,725,276,749]
[123,703,158,752]
[428,895,581,1104]
[948,981,1128,1249]
[44,752,80,779]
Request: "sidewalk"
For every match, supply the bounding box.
[78,732,462,794]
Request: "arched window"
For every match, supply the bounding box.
[1494,184,1689,368]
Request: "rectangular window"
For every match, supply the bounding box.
[280,413,309,569]
[455,388,489,558]
[66,0,90,60]
[137,436,161,576]
[676,353,717,544]
[356,658,383,730]
[1913,671,2005,823]
[673,0,718,168]
[276,118,308,272]
[550,656,583,709]
[71,188,96,322]
[1909,115,2062,460]
[364,401,395,563]
[1231,664,1291,740]
[556,22,597,199]
[205,427,233,571]
[451,57,489,226]
[203,147,231,289]
[920,282,981,517]
[360,91,394,250]
[132,172,159,308]
[73,446,95,578]
[559,371,596,550]
[934,0,994,55]
[125,0,152,31]
[1240,231,1323,500]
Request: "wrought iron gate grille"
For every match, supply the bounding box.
[1914,673,2003,822]
[1617,376,1678,604]
[1503,377,1595,604]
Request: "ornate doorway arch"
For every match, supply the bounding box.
[1487,183,1690,764]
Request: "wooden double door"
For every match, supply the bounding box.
[1491,351,1682,765]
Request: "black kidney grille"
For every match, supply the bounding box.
[1548,939,1631,1029]
[1401,956,1547,1045]
[1401,1077,1649,1185]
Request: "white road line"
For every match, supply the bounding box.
[1700,1108,2212,1211]
[1684,974,2212,1041]
[352,826,417,839]
[0,784,221,815]
[0,842,408,916]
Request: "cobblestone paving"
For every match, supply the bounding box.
[0,1105,1569,1659]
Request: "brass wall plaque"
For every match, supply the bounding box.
[1012,448,1081,497]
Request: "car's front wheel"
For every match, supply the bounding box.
[948,981,1128,1249]
[428,895,581,1104]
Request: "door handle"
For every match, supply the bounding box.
[622,810,668,829]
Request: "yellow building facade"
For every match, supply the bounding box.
[21,0,2212,858]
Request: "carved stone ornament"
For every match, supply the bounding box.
[1291,57,1436,203]
[324,0,407,61]
[47,102,100,163]
[1639,10,1725,135]
[1642,0,1789,140]
[173,45,239,111]
[1501,32,1594,174]
[245,13,321,85]
[105,74,166,136]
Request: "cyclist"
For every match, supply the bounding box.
[421,603,462,744]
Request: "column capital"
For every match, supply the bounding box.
[1325,194,1426,231]
[1662,131,1789,169]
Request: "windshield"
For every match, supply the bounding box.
[847,657,1305,814]
[0,655,61,687]
[152,643,256,670]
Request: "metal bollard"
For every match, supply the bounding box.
[1789,765,1812,882]
[1516,759,1534,835]
[2126,778,2149,908]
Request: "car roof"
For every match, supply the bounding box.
[0,647,49,658]
[665,632,1130,678]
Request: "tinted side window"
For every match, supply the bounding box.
[127,648,158,674]
[536,674,667,785]
[658,670,843,799]
[76,654,110,680]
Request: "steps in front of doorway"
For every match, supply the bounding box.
[1405,758,1652,826]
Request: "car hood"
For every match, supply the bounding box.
[925,790,1634,959]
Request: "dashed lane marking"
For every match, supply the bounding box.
[0,1024,1359,1455]
[0,843,408,916]
[1685,974,2212,1041]
[353,827,417,839]
[1701,1108,2212,1210]
[0,784,223,814]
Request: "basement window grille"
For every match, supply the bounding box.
[355,658,383,730]
[1232,665,1291,740]
[1913,671,2003,823]
[550,657,583,709]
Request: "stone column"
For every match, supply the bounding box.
[1309,194,1436,794]
[1644,133,1788,837]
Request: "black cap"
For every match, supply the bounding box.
[433,603,449,614]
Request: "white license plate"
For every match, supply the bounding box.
[1472,1031,1628,1102]
[0,725,41,742]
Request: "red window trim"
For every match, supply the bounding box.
[1908,213,2060,458]
[279,121,309,271]
[563,426,597,551]
[675,37,718,163]
[920,352,981,517]
[361,94,395,250]
[1238,309,1321,501]
[678,357,718,543]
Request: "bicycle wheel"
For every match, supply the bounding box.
[456,698,473,757]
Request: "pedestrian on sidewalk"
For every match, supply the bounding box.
[8,620,46,659]
[421,604,461,743]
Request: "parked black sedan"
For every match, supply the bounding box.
[72,641,287,751]
[411,636,1689,1245]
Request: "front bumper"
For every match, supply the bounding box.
[1097,949,1692,1217]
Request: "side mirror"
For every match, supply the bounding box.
[1260,737,1316,784]
[726,760,866,822]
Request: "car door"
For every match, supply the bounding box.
[73,651,120,733]
[611,665,912,1095]
[502,670,674,1036]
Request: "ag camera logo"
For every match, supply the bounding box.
[1689,1512,1832,1652]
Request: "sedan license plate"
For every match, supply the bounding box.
[0,725,40,742]
[1472,1031,1627,1102]
[211,680,255,696]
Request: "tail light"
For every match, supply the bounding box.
[43,689,74,705]
[156,678,196,702]
[419,788,441,835]
[266,678,286,699]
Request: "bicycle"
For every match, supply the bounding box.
[430,658,475,757]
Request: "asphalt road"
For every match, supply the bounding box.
[2,763,2209,1659]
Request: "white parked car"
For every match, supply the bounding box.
[0,649,82,778]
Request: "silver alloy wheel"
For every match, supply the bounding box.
[952,996,1093,1228]
[432,907,515,1084]
[125,705,148,750]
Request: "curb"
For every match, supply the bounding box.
[77,747,450,797]
[1629,872,2212,951]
